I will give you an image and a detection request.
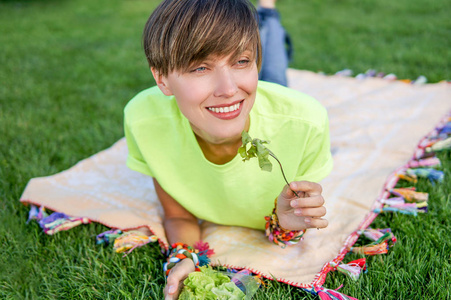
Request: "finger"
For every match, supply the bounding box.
[166,270,182,290]
[165,260,194,299]
[164,278,183,300]
[304,217,328,229]
[290,195,325,208]
[279,185,306,201]
[164,277,179,300]
[164,281,184,300]
[280,183,298,198]
[293,206,326,218]
[290,181,322,196]
[164,285,175,300]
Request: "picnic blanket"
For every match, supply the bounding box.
[20,69,451,289]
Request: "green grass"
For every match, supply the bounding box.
[1,0,450,299]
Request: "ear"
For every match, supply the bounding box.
[151,68,173,96]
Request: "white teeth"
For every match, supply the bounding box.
[208,102,241,113]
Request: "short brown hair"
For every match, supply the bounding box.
[143,0,262,76]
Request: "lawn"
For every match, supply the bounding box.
[1,0,450,299]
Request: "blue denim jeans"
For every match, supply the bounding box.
[257,7,291,87]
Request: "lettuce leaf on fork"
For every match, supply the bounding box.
[238,131,273,172]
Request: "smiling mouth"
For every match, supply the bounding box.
[207,100,242,113]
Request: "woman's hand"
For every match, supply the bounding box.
[164,258,196,300]
[276,181,328,231]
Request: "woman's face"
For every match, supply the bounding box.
[154,51,259,146]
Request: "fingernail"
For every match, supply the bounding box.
[304,218,311,223]
[290,200,296,207]
[168,285,176,294]
[294,209,302,215]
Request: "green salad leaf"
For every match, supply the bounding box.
[211,282,247,300]
[238,131,273,172]
[238,131,297,196]
[179,266,245,300]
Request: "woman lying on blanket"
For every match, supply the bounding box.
[124,0,333,298]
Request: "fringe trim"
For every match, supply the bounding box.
[311,110,450,291]
[20,199,169,250]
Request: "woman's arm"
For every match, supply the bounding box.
[153,178,200,299]
[153,178,201,245]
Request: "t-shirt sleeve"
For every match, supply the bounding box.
[293,113,333,183]
[124,114,154,177]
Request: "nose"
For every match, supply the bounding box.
[213,68,238,98]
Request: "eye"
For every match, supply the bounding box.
[235,59,251,68]
[191,66,207,73]
[237,59,250,66]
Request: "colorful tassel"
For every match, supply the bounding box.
[27,205,48,223]
[419,139,437,150]
[383,73,397,80]
[396,173,417,183]
[335,69,353,77]
[113,230,158,254]
[374,206,417,216]
[376,198,428,215]
[365,69,377,77]
[406,168,444,183]
[426,137,451,152]
[357,228,397,245]
[359,228,384,242]
[193,240,215,265]
[408,157,441,168]
[315,286,358,300]
[375,202,427,216]
[39,212,90,235]
[374,229,397,245]
[331,258,367,281]
[412,75,427,85]
[351,242,389,255]
[416,201,428,213]
[438,123,451,134]
[351,229,396,255]
[381,197,405,206]
[96,229,123,245]
[390,188,428,202]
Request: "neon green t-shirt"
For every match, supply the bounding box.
[124,81,333,230]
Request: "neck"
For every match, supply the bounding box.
[195,117,250,165]
[196,136,242,165]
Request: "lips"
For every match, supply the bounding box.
[206,100,244,120]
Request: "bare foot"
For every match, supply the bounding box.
[259,0,276,9]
